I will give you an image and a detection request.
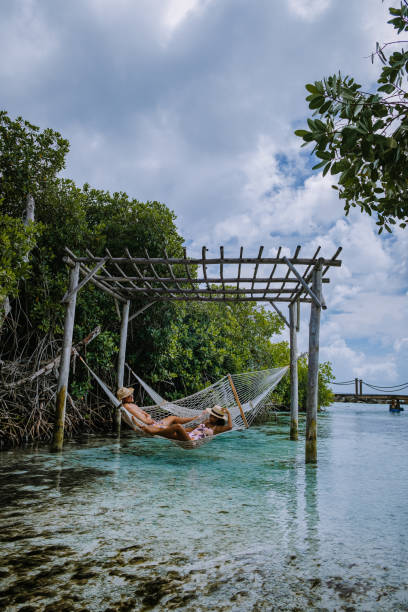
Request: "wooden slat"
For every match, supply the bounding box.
[237,246,243,291]
[79,275,330,284]
[105,248,141,293]
[220,246,225,299]
[150,296,313,303]
[262,246,281,299]
[128,301,156,322]
[67,253,342,267]
[145,248,177,298]
[323,246,342,276]
[251,246,264,298]
[183,247,201,300]
[164,248,190,299]
[125,247,162,299]
[283,256,324,309]
[124,287,303,295]
[269,301,290,328]
[290,246,320,300]
[202,246,211,299]
[61,257,108,303]
[275,245,301,301]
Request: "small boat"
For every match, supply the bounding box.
[389,401,404,412]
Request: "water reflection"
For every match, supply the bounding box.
[304,465,319,557]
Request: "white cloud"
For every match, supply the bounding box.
[287,0,331,22]
[320,337,397,382]
[1,0,407,386]
[163,0,213,33]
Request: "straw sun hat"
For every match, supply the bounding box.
[117,387,134,401]
[206,405,227,420]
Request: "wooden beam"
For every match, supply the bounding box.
[275,246,301,302]
[164,247,190,299]
[202,246,211,292]
[251,246,264,298]
[228,374,249,428]
[128,301,156,322]
[145,248,177,297]
[51,262,80,452]
[149,296,314,303]
[323,246,342,276]
[305,260,323,464]
[68,254,342,267]
[237,246,243,290]
[269,301,290,328]
[289,302,299,441]
[105,247,141,294]
[125,247,163,299]
[290,246,320,305]
[83,275,330,284]
[115,300,130,435]
[262,246,282,298]
[296,299,300,332]
[183,247,202,300]
[124,287,307,296]
[64,254,128,303]
[61,257,108,303]
[283,256,325,310]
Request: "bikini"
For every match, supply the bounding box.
[188,423,213,440]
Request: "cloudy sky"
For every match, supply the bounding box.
[2,0,407,389]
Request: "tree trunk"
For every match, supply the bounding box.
[0,194,35,331]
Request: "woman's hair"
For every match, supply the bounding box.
[213,417,226,426]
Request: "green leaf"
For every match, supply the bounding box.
[294,129,310,138]
[378,84,395,93]
[312,160,327,170]
[323,162,331,177]
[309,96,325,110]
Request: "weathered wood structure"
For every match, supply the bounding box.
[52,244,342,463]
[334,393,408,405]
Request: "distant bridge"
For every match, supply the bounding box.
[333,378,408,405]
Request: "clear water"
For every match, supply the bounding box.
[0,404,407,611]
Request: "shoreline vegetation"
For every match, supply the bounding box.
[0,111,334,449]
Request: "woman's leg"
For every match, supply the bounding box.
[140,423,190,441]
[160,415,199,426]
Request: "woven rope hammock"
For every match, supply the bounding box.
[77,352,288,449]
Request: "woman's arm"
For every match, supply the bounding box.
[124,403,155,424]
[214,408,232,434]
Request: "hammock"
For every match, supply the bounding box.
[75,350,288,449]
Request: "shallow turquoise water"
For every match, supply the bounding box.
[0,404,407,610]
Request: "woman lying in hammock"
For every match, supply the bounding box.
[140,404,232,441]
[117,388,231,441]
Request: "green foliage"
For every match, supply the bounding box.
[0,111,69,217]
[146,300,287,399]
[0,208,39,302]
[0,110,335,416]
[296,2,408,232]
[274,356,334,410]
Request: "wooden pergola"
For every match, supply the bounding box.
[52,244,342,463]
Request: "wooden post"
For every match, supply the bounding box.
[227,374,249,428]
[289,302,298,440]
[115,300,130,434]
[296,299,300,332]
[355,378,359,396]
[51,262,80,452]
[305,260,323,464]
